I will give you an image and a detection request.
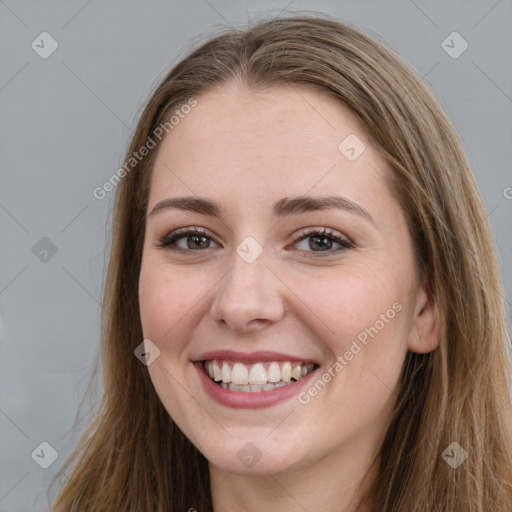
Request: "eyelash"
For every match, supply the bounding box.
[155,226,353,258]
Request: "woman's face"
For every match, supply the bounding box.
[138,84,438,477]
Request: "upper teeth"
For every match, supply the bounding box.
[204,360,315,385]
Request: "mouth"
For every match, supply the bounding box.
[203,359,318,393]
[193,350,322,408]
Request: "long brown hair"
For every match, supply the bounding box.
[50,13,512,511]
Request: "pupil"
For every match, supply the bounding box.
[189,235,208,249]
[310,236,331,251]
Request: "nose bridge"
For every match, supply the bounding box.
[210,242,284,330]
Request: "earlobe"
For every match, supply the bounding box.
[408,284,441,354]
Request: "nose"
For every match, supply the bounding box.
[210,247,285,333]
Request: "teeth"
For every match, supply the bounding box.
[248,363,267,384]
[232,362,249,385]
[281,362,292,382]
[204,359,316,390]
[220,381,290,392]
[221,361,231,383]
[267,362,281,383]
[212,360,222,381]
[292,362,302,380]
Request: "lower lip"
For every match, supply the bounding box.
[194,361,319,409]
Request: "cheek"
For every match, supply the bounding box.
[294,266,405,347]
[327,274,409,388]
[290,265,411,407]
[138,260,208,437]
[139,261,188,346]
[138,257,217,356]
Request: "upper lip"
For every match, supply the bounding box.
[194,350,320,366]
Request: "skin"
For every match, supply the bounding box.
[138,83,440,512]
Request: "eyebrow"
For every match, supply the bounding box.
[148,195,374,224]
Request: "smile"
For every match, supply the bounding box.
[193,350,321,409]
[203,359,317,392]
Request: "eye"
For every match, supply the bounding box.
[290,227,353,257]
[156,227,220,251]
[155,226,353,257]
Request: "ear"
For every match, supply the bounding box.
[408,282,440,354]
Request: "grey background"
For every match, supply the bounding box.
[0,0,510,510]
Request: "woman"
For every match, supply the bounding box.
[50,14,512,511]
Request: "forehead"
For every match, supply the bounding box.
[149,84,392,216]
